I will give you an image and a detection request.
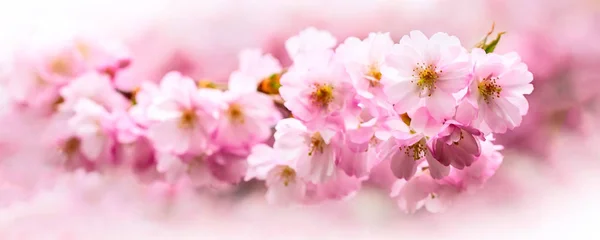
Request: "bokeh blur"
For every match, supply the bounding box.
[0,0,599,239]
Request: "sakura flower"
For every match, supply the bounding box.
[146,71,220,155]
[468,48,534,134]
[246,144,306,205]
[228,49,282,93]
[447,135,504,192]
[279,50,356,130]
[390,163,458,213]
[432,121,482,169]
[339,112,395,179]
[3,41,86,111]
[335,32,395,106]
[204,150,248,185]
[285,27,337,60]
[214,90,282,149]
[156,152,241,189]
[23,39,87,85]
[384,108,449,180]
[303,169,362,204]
[155,152,190,183]
[59,72,130,112]
[113,136,155,173]
[273,118,338,184]
[113,110,145,144]
[384,31,471,121]
[67,98,116,162]
[71,36,131,76]
[129,82,161,127]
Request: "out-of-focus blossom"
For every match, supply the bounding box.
[285,27,337,60]
[214,90,281,149]
[145,71,220,155]
[246,144,306,205]
[59,71,130,112]
[67,98,116,162]
[273,118,338,184]
[228,49,282,93]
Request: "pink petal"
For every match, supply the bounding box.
[390,150,420,180]
[425,151,450,179]
[425,90,456,121]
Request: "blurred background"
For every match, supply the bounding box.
[0,0,599,239]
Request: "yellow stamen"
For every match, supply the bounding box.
[280,166,296,186]
[76,42,90,59]
[478,76,502,104]
[308,132,325,156]
[179,109,197,129]
[226,103,245,124]
[50,58,71,76]
[400,139,428,161]
[411,63,439,97]
[52,96,65,112]
[62,137,81,157]
[311,84,334,108]
[367,64,382,87]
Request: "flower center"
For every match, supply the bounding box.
[400,139,428,161]
[366,64,382,87]
[179,109,197,129]
[50,57,72,76]
[478,76,502,104]
[76,42,90,59]
[52,96,65,111]
[187,155,205,174]
[62,137,81,157]
[226,103,245,124]
[308,132,325,156]
[310,84,334,108]
[412,63,439,97]
[279,166,296,186]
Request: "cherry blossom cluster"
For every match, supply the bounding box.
[245,28,532,211]
[0,27,533,213]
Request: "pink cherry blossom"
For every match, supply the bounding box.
[3,42,85,111]
[129,82,161,128]
[384,108,449,180]
[228,49,282,93]
[468,48,534,134]
[384,30,471,121]
[146,71,220,155]
[446,135,504,193]
[335,32,395,107]
[71,36,131,76]
[67,98,116,163]
[245,144,306,205]
[156,151,245,189]
[59,72,130,112]
[214,90,282,149]
[113,110,145,144]
[279,50,356,130]
[303,169,361,204]
[432,121,482,169]
[390,162,459,214]
[285,27,337,60]
[273,118,338,184]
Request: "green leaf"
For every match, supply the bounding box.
[483,32,505,53]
